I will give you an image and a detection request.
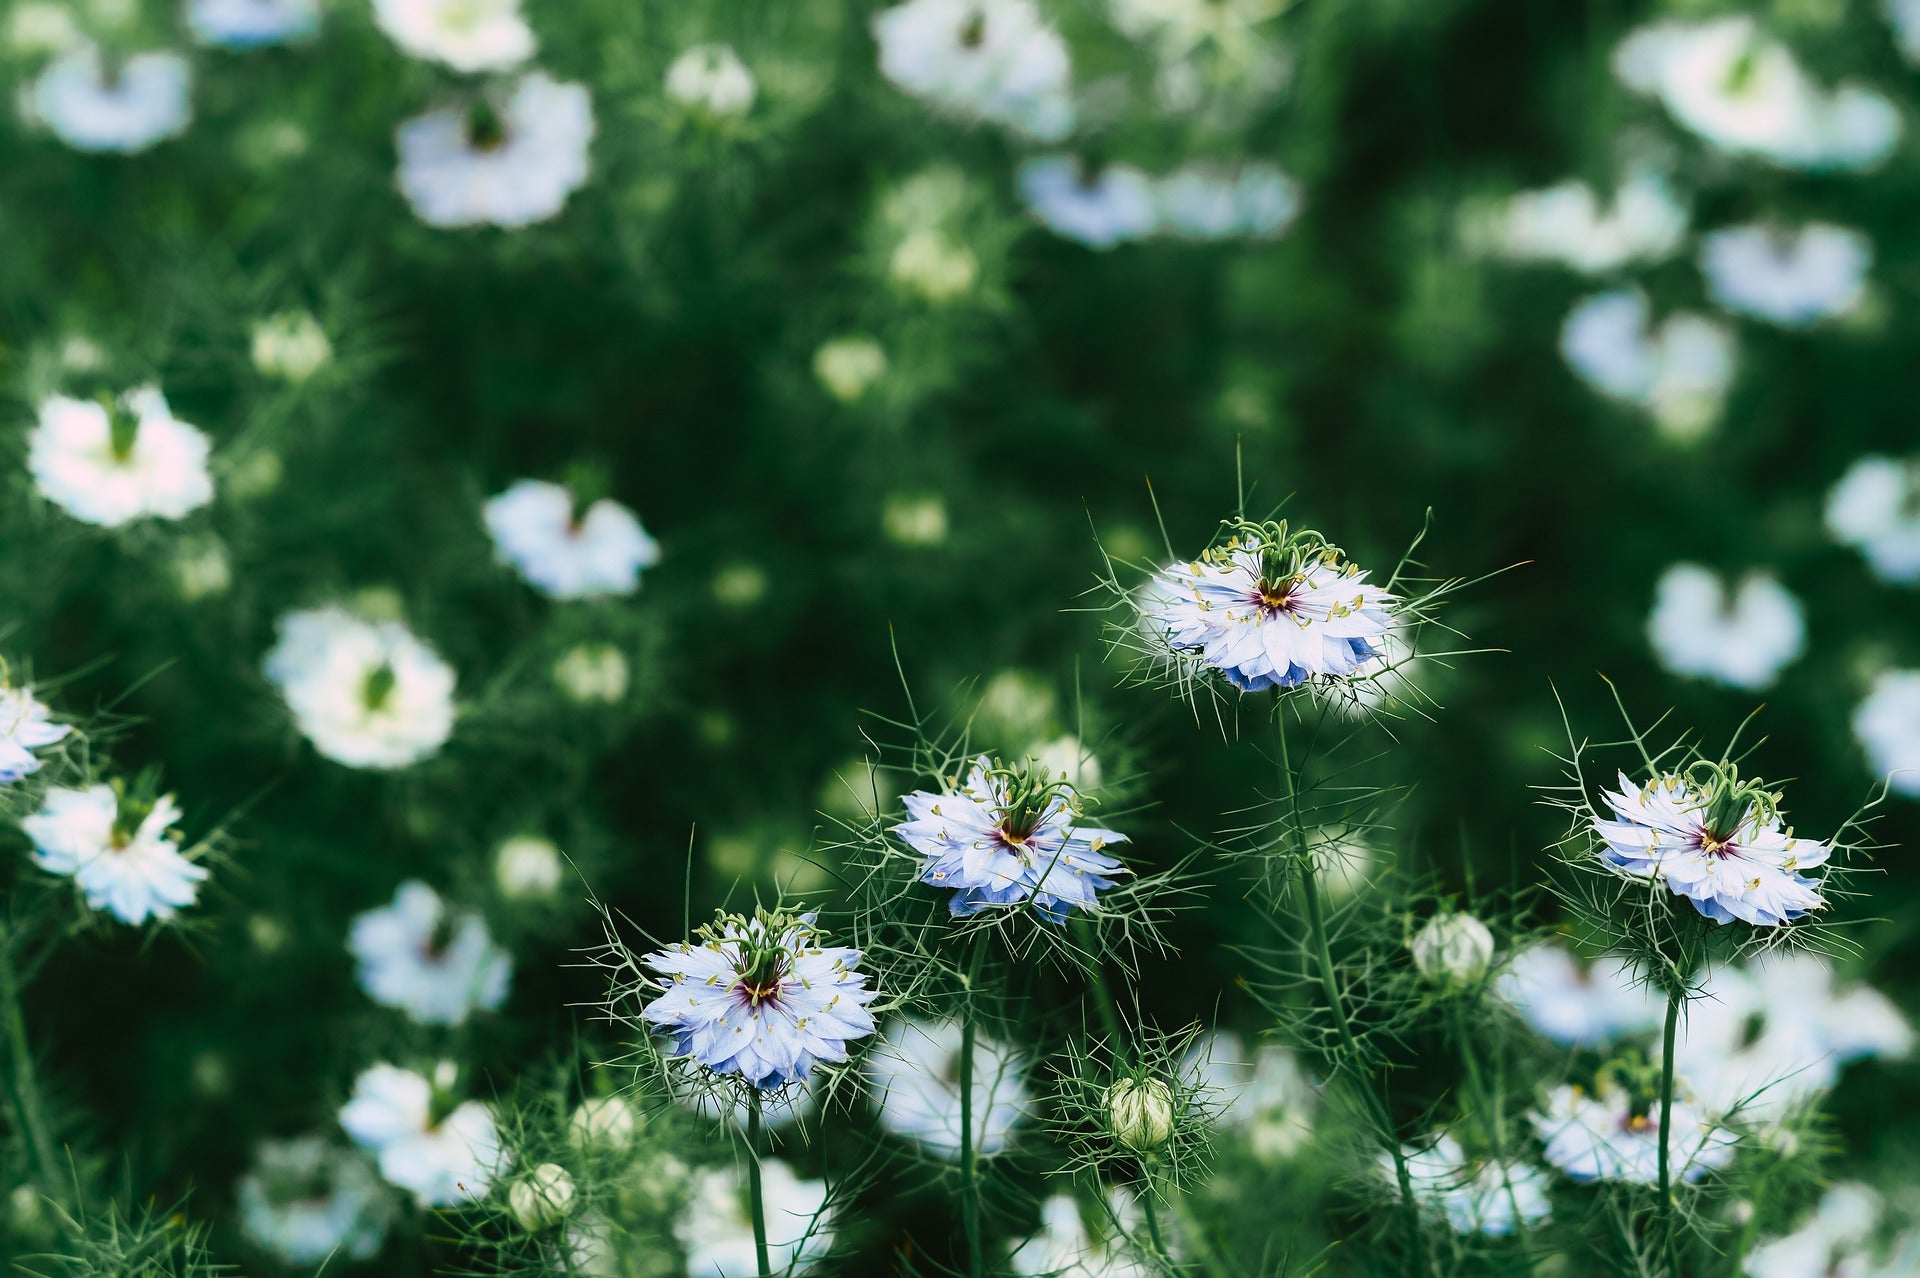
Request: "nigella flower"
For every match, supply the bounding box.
[1533,1077,1736,1184]
[22,776,208,925]
[1647,563,1805,691]
[871,0,1075,141]
[1386,1134,1553,1236]
[339,1062,501,1207]
[262,606,456,770]
[1560,289,1736,443]
[23,44,191,154]
[1826,455,1920,584]
[395,72,594,229]
[894,756,1128,921]
[664,43,757,119]
[235,1135,390,1265]
[1181,1030,1316,1162]
[1700,223,1870,328]
[1472,167,1687,275]
[482,478,660,599]
[1853,669,1920,798]
[1008,1191,1151,1278]
[1146,520,1397,694]
[864,1016,1031,1158]
[186,0,320,49]
[1592,764,1829,927]
[1746,1182,1887,1278]
[639,909,878,1092]
[1154,163,1300,241]
[371,0,534,72]
[348,880,511,1027]
[1016,156,1158,249]
[29,388,214,527]
[1496,944,1662,1048]
[675,1159,834,1278]
[0,682,70,785]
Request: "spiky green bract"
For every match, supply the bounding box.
[14,1198,232,1278]
[1048,1020,1219,1198]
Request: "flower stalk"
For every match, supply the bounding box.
[747,1089,771,1278]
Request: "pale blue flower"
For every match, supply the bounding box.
[1017,156,1157,249]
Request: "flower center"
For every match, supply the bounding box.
[736,944,788,1008]
[465,99,507,152]
[362,663,397,712]
[958,10,987,48]
[422,913,457,960]
[1255,575,1301,614]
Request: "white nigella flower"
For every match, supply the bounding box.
[1181,1030,1316,1162]
[29,388,214,528]
[1008,1192,1151,1278]
[235,1135,390,1265]
[1827,455,1920,584]
[23,44,191,154]
[813,336,888,403]
[1854,669,1920,798]
[23,780,208,926]
[186,0,320,49]
[1613,16,1899,172]
[664,43,757,119]
[348,880,511,1026]
[395,73,595,229]
[1387,1134,1553,1236]
[894,756,1128,921]
[6,2,80,56]
[482,478,660,599]
[339,1063,501,1207]
[1154,163,1300,241]
[1496,944,1662,1048]
[1147,522,1397,694]
[1746,1182,1886,1278]
[639,910,878,1092]
[1700,223,1870,328]
[1560,289,1736,442]
[1475,168,1688,275]
[865,1016,1031,1158]
[0,683,70,785]
[263,606,456,770]
[1646,563,1805,691]
[1016,156,1158,249]
[1534,1079,1737,1184]
[1671,954,1912,1125]
[675,1158,833,1278]
[1591,765,1829,927]
[371,0,534,72]
[872,0,1075,141]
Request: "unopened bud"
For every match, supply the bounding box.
[1410,913,1495,987]
[494,835,564,900]
[570,1095,640,1151]
[508,1163,575,1231]
[1107,1077,1175,1152]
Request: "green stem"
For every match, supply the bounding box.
[1658,984,1683,1278]
[1141,1182,1173,1270]
[746,1090,771,1278]
[0,919,58,1185]
[958,1012,983,1278]
[1075,918,1127,1047]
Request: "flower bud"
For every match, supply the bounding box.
[508,1163,575,1232]
[812,337,887,403]
[554,643,630,704]
[1409,913,1495,987]
[250,311,332,383]
[1107,1077,1175,1152]
[889,229,978,302]
[494,835,564,900]
[569,1095,640,1151]
[882,492,948,547]
[664,43,757,118]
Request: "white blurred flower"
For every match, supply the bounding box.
[1560,288,1735,441]
[483,478,659,599]
[493,835,563,899]
[865,1017,1030,1158]
[1389,1134,1553,1236]
[235,1136,390,1265]
[882,491,950,545]
[1155,163,1299,240]
[1613,16,1899,171]
[1016,156,1158,249]
[1747,1182,1886,1278]
[553,644,630,704]
[813,336,888,402]
[263,606,456,769]
[187,0,319,48]
[251,311,332,382]
[1475,169,1687,275]
[1031,734,1102,791]
[1853,669,1920,798]
[888,228,979,301]
[568,1095,639,1151]
[1008,1192,1152,1278]
[339,1063,500,1207]
[349,880,511,1026]
[372,0,533,72]
[1496,944,1662,1048]
[24,44,191,153]
[665,44,757,118]
[0,683,70,785]
[872,0,1074,140]
[6,3,80,56]
[29,388,213,527]
[1410,913,1495,988]
[676,1159,833,1278]
[1700,223,1870,328]
[23,781,207,925]
[1647,564,1804,691]
[1182,1030,1317,1162]
[396,73,594,229]
[1534,1080,1736,1184]
[1889,0,1920,62]
[1827,455,1920,584]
